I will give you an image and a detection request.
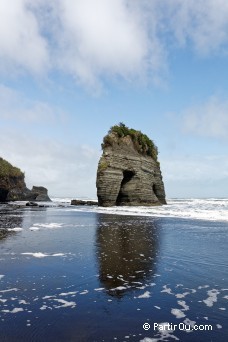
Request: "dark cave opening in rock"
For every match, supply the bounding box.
[0,189,9,202]
[152,184,156,195]
[152,183,157,197]
[116,170,135,205]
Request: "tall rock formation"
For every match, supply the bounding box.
[0,157,51,202]
[96,124,166,207]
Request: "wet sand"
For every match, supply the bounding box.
[0,204,227,341]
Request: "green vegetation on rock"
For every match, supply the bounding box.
[102,123,158,161]
[98,158,109,172]
[0,157,23,178]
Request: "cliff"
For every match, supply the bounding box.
[96,124,166,207]
[0,157,51,202]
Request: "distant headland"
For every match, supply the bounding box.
[0,157,50,202]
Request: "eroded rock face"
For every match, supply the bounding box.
[96,132,166,207]
[30,186,51,202]
[0,169,29,202]
[0,157,51,202]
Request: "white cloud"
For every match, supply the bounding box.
[162,154,228,182]
[161,154,228,198]
[1,1,228,87]
[182,96,228,139]
[164,0,228,56]
[49,0,166,89]
[0,84,66,123]
[0,130,100,198]
[0,0,49,75]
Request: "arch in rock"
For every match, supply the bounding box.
[116,170,136,206]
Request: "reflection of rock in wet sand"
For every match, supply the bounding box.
[0,205,23,240]
[95,214,160,296]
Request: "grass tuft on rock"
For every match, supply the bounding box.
[0,157,23,178]
[102,123,159,161]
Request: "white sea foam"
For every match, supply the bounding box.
[161,285,173,295]
[79,290,89,295]
[138,291,151,298]
[59,291,77,296]
[94,288,105,291]
[29,227,40,231]
[111,286,127,291]
[66,198,228,222]
[32,223,63,229]
[177,300,189,311]
[53,299,76,308]
[21,252,65,258]
[19,300,29,305]
[175,292,190,298]
[2,308,24,314]
[0,288,19,293]
[7,227,23,232]
[40,305,48,310]
[171,308,186,318]
[203,289,220,307]
[0,275,5,280]
[51,197,72,204]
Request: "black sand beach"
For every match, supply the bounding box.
[0,203,227,341]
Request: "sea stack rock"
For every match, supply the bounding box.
[96,123,166,207]
[30,186,51,202]
[0,157,51,202]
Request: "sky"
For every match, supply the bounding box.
[0,0,228,199]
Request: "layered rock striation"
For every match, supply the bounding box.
[96,124,166,207]
[0,157,51,202]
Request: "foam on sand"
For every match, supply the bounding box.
[161,285,173,295]
[2,308,24,314]
[68,198,228,222]
[53,299,76,308]
[111,286,127,291]
[138,291,151,298]
[94,288,105,291]
[79,290,89,295]
[203,289,220,307]
[59,291,77,296]
[7,227,23,232]
[177,300,189,311]
[32,223,63,229]
[171,308,186,318]
[0,288,19,293]
[21,252,65,258]
[29,227,40,231]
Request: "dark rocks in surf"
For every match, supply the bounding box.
[71,199,98,206]
[0,228,7,239]
[30,186,51,202]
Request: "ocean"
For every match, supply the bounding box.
[0,199,227,342]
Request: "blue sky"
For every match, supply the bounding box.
[0,0,228,198]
